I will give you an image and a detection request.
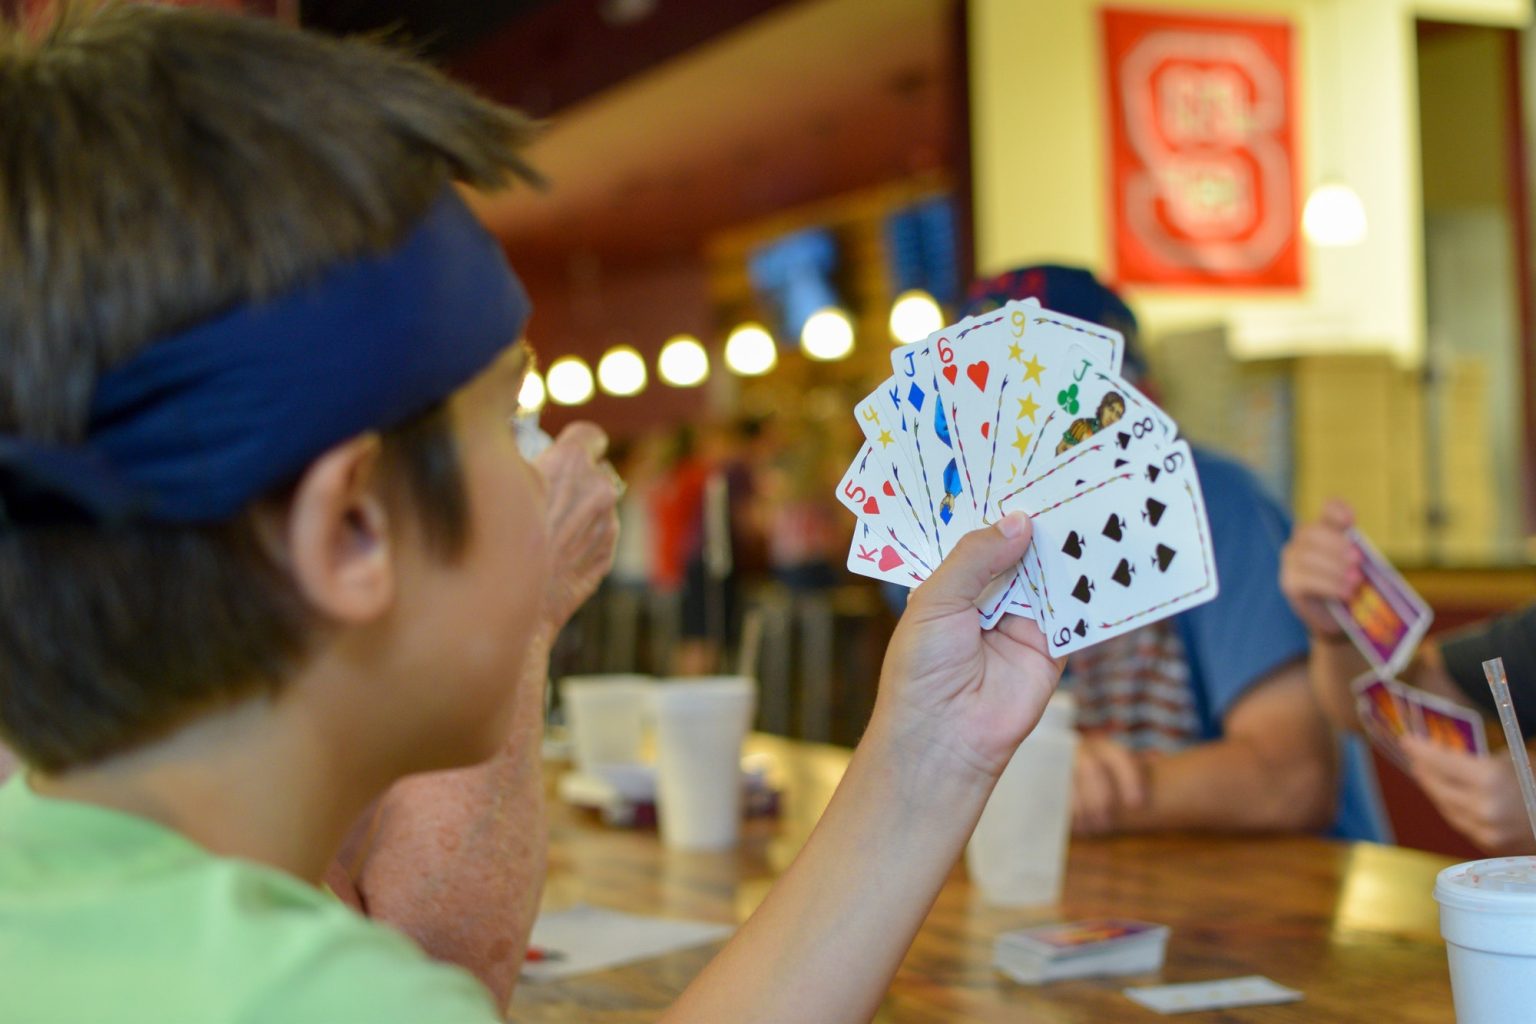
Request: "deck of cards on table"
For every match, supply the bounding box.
[994,918,1169,984]
[837,298,1219,656]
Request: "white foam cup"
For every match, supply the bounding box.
[1436,857,1536,1023]
[966,691,1078,906]
[559,675,651,774]
[649,676,757,851]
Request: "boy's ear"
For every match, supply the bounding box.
[276,434,396,624]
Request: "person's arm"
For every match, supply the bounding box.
[336,422,619,1013]
[662,516,1061,1024]
[1073,660,1337,835]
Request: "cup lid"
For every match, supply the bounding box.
[1436,857,1536,911]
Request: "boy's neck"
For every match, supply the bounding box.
[31,689,384,886]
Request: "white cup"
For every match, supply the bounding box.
[559,675,651,774]
[966,692,1078,906]
[649,676,757,851]
[1436,857,1536,1023]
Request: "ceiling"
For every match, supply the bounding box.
[21,0,955,266]
[443,0,959,262]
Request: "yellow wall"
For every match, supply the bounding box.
[967,0,1530,366]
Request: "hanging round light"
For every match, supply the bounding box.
[545,356,595,406]
[724,322,777,376]
[889,289,943,344]
[658,335,709,387]
[597,345,647,397]
[801,307,855,361]
[517,369,546,413]
[1302,182,1368,248]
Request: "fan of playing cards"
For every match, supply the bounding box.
[836,298,1219,657]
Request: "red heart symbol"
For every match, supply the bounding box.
[878,546,904,572]
[862,496,879,515]
[967,361,990,392]
[882,481,895,496]
[981,422,991,439]
[942,364,958,385]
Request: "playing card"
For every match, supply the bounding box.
[965,305,1123,523]
[835,442,934,570]
[928,311,1011,525]
[998,919,1167,958]
[890,338,971,560]
[1002,441,1218,658]
[853,381,924,524]
[1398,683,1490,756]
[1328,528,1433,677]
[1013,359,1174,493]
[846,519,926,587]
[930,305,1124,621]
[1351,673,1413,771]
[1124,976,1302,1014]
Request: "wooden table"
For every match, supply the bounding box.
[513,734,1457,1022]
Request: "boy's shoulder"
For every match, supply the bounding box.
[0,777,498,1023]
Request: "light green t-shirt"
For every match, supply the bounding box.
[0,774,501,1023]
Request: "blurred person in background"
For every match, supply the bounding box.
[649,426,707,673]
[673,418,768,676]
[602,433,666,672]
[1283,499,1536,854]
[962,265,1386,843]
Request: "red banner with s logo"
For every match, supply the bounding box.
[1103,8,1301,289]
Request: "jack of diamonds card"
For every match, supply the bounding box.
[1001,441,1219,657]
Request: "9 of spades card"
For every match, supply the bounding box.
[1000,441,1218,657]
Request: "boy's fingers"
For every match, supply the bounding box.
[553,421,609,462]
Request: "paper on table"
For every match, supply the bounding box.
[520,904,734,981]
[1124,975,1302,1014]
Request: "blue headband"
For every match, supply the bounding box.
[0,188,529,526]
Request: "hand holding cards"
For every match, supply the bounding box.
[1324,529,1490,764]
[839,299,1219,657]
[1327,527,1433,676]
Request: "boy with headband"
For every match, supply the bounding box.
[0,4,1063,1022]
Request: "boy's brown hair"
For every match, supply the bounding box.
[0,2,539,771]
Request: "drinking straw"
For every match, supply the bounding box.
[1483,657,1536,849]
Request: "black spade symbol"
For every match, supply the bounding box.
[1155,543,1177,572]
[1062,531,1085,559]
[1071,575,1094,604]
[1116,430,1132,450]
[1102,514,1124,542]
[1073,619,1089,637]
[1146,465,1161,484]
[1112,558,1134,587]
[1144,497,1167,526]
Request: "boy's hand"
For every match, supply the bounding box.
[1072,734,1148,836]
[1279,498,1359,639]
[534,422,620,631]
[874,514,1063,782]
[1403,735,1536,855]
